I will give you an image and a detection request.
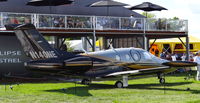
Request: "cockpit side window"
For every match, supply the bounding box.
[115,55,121,61]
[130,50,141,62]
[125,54,131,61]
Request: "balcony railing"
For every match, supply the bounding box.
[0,12,188,32]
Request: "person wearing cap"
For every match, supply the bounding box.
[194,51,200,80]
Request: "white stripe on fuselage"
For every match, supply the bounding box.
[106,66,169,76]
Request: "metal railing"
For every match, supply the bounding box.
[0,12,188,32]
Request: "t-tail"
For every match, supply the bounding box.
[5,24,60,60]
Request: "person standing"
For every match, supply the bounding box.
[171,53,177,61]
[181,53,186,61]
[194,51,200,80]
[160,52,166,59]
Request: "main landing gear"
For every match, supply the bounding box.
[115,76,128,88]
[81,79,91,85]
[159,78,165,84]
[157,73,165,84]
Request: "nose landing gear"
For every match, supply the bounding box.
[115,75,128,88]
[157,73,165,84]
[81,79,91,85]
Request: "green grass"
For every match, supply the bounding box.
[1,73,200,103]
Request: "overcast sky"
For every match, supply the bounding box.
[116,0,200,37]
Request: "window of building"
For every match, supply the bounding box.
[190,44,193,49]
[174,44,183,49]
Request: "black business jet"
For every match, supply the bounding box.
[5,24,197,88]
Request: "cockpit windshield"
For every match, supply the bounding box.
[143,52,153,60]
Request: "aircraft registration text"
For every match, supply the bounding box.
[29,51,57,59]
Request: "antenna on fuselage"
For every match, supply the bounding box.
[82,48,88,54]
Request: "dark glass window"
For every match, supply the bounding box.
[190,44,193,49]
[175,44,183,49]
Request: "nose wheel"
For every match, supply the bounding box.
[115,75,129,88]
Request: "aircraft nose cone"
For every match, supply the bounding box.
[162,61,197,67]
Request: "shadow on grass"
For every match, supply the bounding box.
[44,81,200,97]
[127,82,200,94]
[45,86,93,97]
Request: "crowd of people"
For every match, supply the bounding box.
[3,16,31,25]
[39,16,92,28]
[159,52,193,61]
[121,18,143,30]
[159,51,200,80]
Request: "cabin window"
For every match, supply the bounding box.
[125,54,131,61]
[163,44,171,53]
[115,55,121,61]
[130,50,141,61]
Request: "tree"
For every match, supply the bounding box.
[172,17,179,20]
[65,38,74,52]
[141,12,156,18]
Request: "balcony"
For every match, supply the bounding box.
[0,12,188,35]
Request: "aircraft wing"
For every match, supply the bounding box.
[105,60,197,77]
[105,66,170,77]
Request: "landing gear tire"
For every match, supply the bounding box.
[81,79,90,85]
[159,78,165,84]
[115,81,123,88]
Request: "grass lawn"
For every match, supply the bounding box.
[1,72,200,103]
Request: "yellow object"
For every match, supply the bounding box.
[96,37,103,50]
[150,35,200,56]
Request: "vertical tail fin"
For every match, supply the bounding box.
[5,24,60,60]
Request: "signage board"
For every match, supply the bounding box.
[0,35,30,77]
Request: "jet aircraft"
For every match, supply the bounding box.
[5,24,197,88]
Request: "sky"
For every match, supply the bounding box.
[116,0,200,37]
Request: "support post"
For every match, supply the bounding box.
[122,75,128,87]
[92,16,96,51]
[143,18,147,50]
[54,36,62,49]
[82,37,88,52]
[143,34,147,50]
[148,38,157,51]
[186,36,190,61]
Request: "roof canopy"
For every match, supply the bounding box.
[0,0,144,17]
[150,35,200,43]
